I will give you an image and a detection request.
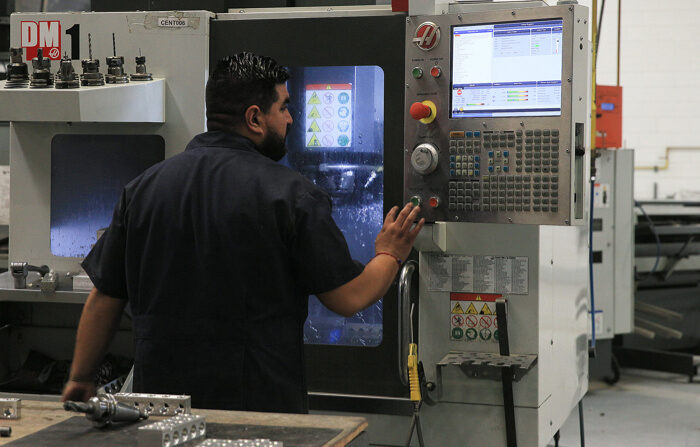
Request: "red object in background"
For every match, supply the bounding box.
[596,85,623,148]
[410,102,432,120]
[392,0,408,12]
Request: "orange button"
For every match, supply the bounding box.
[430,66,442,78]
[429,197,440,208]
[410,102,432,121]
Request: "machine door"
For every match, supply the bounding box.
[210,14,410,410]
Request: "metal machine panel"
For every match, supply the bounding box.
[409,223,588,446]
[7,11,211,273]
[210,12,410,400]
[403,5,590,225]
[592,149,634,339]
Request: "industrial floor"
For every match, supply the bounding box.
[548,369,700,447]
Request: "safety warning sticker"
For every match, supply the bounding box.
[449,293,500,343]
[305,84,353,149]
[427,254,528,294]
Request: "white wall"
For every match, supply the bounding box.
[571,0,700,200]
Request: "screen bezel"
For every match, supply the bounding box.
[449,17,565,119]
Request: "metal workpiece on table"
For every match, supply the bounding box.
[29,48,53,89]
[114,393,191,417]
[0,426,11,437]
[63,395,148,428]
[0,398,21,419]
[138,414,206,447]
[4,48,29,89]
[197,439,283,447]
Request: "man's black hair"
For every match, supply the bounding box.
[206,52,290,132]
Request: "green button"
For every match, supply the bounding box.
[410,196,422,207]
[412,67,423,79]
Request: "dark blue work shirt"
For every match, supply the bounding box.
[82,131,363,413]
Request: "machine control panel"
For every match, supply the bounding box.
[403,5,590,225]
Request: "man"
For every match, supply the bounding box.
[61,52,424,413]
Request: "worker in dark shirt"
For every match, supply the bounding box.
[61,52,424,413]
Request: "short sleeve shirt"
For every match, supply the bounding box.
[82,131,363,413]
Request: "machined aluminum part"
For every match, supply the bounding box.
[197,440,283,447]
[0,398,20,419]
[115,393,191,416]
[138,414,206,447]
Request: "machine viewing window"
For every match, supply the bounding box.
[285,66,384,347]
[451,19,564,118]
[50,135,164,258]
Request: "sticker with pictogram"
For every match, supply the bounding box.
[450,294,502,342]
[21,20,61,60]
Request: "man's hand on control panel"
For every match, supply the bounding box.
[375,203,425,264]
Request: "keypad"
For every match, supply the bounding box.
[447,129,562,213]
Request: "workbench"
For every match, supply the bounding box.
[0,399,368,447]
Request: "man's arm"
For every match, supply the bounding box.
[61,287,126,402]
[318,203,424,317]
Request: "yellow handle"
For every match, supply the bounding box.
[408,343,421,403]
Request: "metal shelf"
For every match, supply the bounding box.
[0,78,165,123]
[0,272,89,304]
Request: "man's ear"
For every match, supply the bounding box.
[244,105,265,136]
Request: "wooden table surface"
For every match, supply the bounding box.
[0,399,367,446]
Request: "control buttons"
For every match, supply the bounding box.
[409,100,437,124]
[411,67,423,79]
[410,196,422,207]
[410,143,439,175]
[429,197,440,208]
[430,66,442,78]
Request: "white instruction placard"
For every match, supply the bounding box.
[426,254,452,292]
[427,253,529,294]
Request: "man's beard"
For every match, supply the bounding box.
[258,125,290,162]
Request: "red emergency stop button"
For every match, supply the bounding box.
[410,102,432,121]
[429,197,440,208]
[430,66,442,78]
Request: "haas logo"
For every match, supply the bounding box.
[21,21,61,60]
[413,22,440,51]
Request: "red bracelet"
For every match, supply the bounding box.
[376,252,402,265]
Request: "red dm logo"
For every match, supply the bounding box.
[413,22,440,51]
[21,20,62,60]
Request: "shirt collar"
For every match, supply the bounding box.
[185,131,259,154]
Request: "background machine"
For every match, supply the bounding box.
[0,2,592,447]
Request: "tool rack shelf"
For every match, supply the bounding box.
[0,79,165,123]
[0,272,88,304]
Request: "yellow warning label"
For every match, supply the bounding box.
[466,303,478,315]
[308,120,321,133]
[308,92,321,105]
[326,84,332,90]
[480,304,492,315]
[308,106,321,119]
[451,302,464,314]
[307,134,321,147]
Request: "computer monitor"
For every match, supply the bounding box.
[451,19,563,118]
